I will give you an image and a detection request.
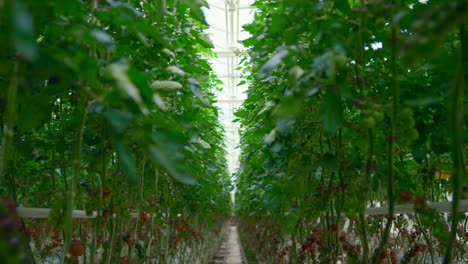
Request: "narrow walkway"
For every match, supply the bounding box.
[209,222,245,264]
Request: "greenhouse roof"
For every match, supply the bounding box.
[203,0,255,175]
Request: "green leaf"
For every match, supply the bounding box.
[197,33,214,49]
[149,132,197,185]
[104,109,133,134]
[234,110,247,118]
[259,49,289,78]
[196,138,211,149]
[405,97,442,106]
[91,29,113,45]
[241,36,257,47]
[135,242,144,258]
[258,101,275,116]
[283,208,301,234]
[182,0,208,25]
[272,95,304,119]
[276,119,295,133]
[320,91,343,134]
[105,63,149,115]
[288,66,304,82]
[18,95,50,132]
[335,0,351,15]
[53,0,82,16]
[263,129,276,145]
[320,153,338,169]
[270,12,285,34]
[262,186,281,210]
[166,66,186,76]
[150,80,183,91]
[13,0,37,60]
[188,78,210,105]
[116,142,136,185]
[106,0,142,18]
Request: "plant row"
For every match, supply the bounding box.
[235,0,467,263]
[0,0,230,263]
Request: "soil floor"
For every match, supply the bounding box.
[208,222,245,264]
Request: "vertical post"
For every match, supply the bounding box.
[63,99,88,263]
[0,60,19,181]
[373,0,399,262]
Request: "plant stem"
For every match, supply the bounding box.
[337,129,345,215]
[0,60,19,182]
[60,99,68,190]
[415,215,436,263]
[443,24,466,264]
[105,217,119,264]
[63,98,89,263]
[366,129,374,181]
[90,125,107,264]
[373,5,399,263]
[359,212,370,263]
[159,0,166,16]
[130,153,147,261]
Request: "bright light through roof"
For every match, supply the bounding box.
[203,1,255,200]
[371,42,383,50]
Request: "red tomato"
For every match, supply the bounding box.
[125,237,135,246]
[119,257,129,264]
[398,191,412,203]
[70,239,84,257]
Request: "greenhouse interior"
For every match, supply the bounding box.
[0,0,467,263]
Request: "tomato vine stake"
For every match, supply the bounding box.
[373,1,401,263]
[89,128,107,264]
[443,24,467,264]
[357,2,372,260]
[64,98,89,263]
[0,60,19,184]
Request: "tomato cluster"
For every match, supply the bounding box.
[360,101,385,129]
[395,108,419,147]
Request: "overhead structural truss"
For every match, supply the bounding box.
[203,0,254,176]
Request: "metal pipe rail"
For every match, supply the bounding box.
[12,200,468,219]
[365,199,468,215]
[15,207,142,219]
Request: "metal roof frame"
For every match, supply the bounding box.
[204,0,254,183]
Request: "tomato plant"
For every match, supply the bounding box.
[1,0,467,263]
[0,0,231,263]
[235,0,467,263]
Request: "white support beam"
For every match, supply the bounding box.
[215,51,241,57]
[16,207,146,219]
[207,3,225,10]
[214,51,234,57]
[218,74,241,78]
[16,207,95,218]
[216,99,245,103]
[14,200,468,219]
[207,2,252,11]
[365,200,468,215]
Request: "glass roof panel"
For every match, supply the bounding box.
[203,1,254,180]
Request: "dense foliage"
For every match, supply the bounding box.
[0,0,231,263]
[235,0,467,263]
